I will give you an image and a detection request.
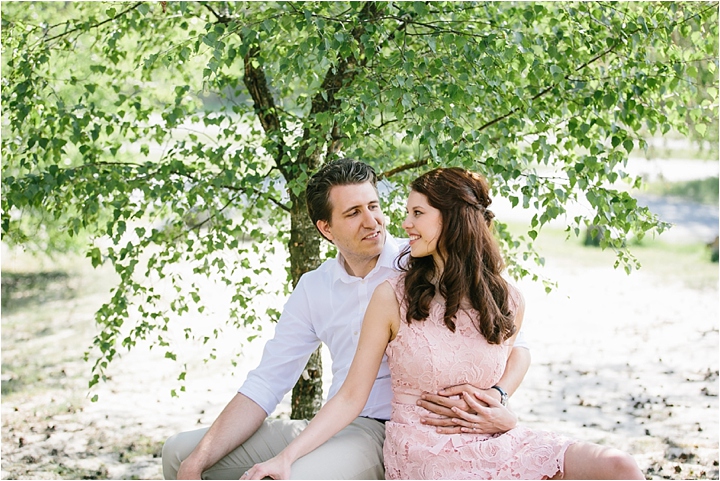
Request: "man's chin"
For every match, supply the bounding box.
[364,235,385,255]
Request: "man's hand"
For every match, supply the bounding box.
[417,384,517,434]
[176,460,203,480]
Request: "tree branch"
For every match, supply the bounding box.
[478,35,622,133]
[243,47,282,135]
[325,121,344,159]
[379,157,430,180]
[291,2,383,173]
[199,1,232,24]
[43,2,144,44]
[222,184,291,213]
[242,44,285,166]
[175,194,239,237]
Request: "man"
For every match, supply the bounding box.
[163,159,531,479]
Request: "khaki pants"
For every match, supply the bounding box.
[162,417,386,480]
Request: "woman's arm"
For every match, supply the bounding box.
[446,287,528,432]
[489,287,528,396]
[242,281,400,480]
[503,287,526,350]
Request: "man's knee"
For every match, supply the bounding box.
[162,431,190,479]
[161,433,181,479]
[290,418,385,480]
[161,428,208,480]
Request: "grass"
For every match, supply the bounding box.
[640,135,718,161]
[1,271,72,308]
[643,176,719,206]
[47,463,110,480]
[507,222,719,291]
[117,436,164,464]
[1,249,116,401]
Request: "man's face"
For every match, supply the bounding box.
[316,182,386,266]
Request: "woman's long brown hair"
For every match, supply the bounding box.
[397,167,516,345]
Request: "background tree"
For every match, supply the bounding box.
[2,1,717,417]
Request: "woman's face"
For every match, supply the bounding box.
[402,190,443,261]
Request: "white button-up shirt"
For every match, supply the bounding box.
[239,236,401,419]
[239,236,529,420]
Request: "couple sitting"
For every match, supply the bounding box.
[163,159,642,479]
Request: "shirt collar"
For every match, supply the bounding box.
[332,235,400,284]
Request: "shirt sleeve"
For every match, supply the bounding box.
[512,329,530,351]
[238,275,321,416]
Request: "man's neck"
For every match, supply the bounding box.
[341,254,381,279]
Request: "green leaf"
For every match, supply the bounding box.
[603,93,615,108]
[87,247,103,268]
[623,139,634,153]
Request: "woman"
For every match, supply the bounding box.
[242,167,643,479]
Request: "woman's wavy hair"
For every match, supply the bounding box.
[397,167,516,345]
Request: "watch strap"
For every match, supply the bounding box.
[491,385,508,406]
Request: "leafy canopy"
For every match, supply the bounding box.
[2,1,717,399]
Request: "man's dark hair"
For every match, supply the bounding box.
[306,158,378,239]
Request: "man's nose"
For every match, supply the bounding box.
[361,208,378,227]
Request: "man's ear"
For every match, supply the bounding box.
[316,220,334,242]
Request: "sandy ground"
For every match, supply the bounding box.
[1,158,718,480]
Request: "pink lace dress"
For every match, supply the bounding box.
[383,275,575,479]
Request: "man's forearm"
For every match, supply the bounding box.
[497,346,531,397]
[177,393,267,479]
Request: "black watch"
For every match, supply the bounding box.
[491,385,508,406]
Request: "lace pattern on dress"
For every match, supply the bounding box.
[382,275,575,480]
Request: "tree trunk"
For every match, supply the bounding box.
[264,1,382,419]
[291,347,324,419]
[288,186,324,419]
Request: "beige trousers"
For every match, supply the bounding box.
[162,417,386,480]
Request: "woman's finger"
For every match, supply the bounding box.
[451,406,481,422]
[463,391,494,412]
[450,417,478,428]
[473,389,502,407]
